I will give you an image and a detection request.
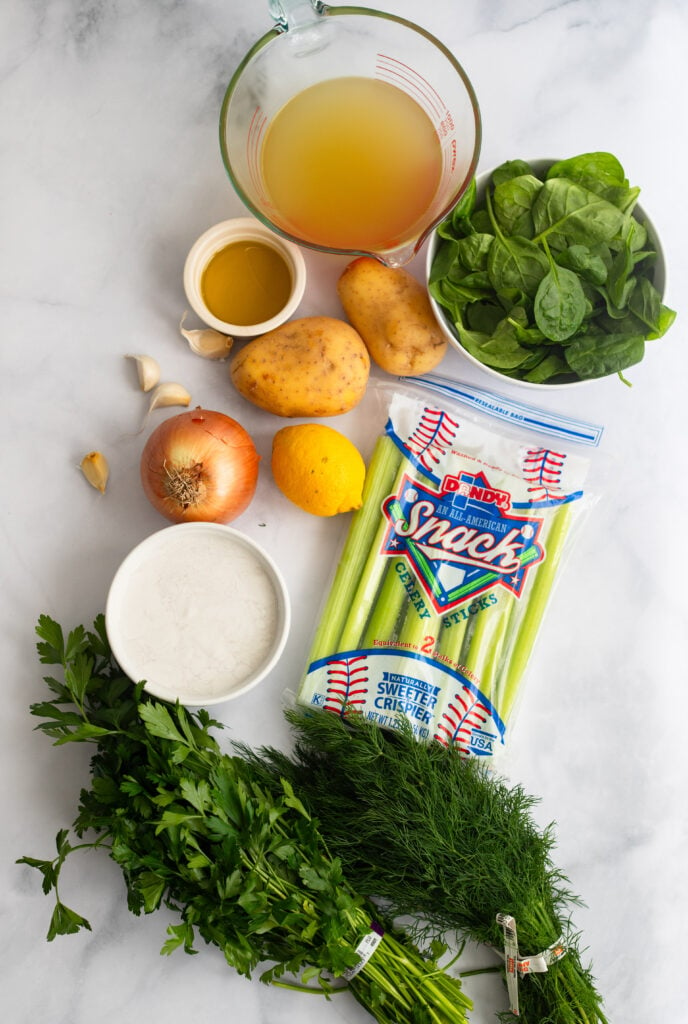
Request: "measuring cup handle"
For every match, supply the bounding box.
[268,0,326,30]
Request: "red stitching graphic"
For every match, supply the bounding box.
[405,406,460,474]
[323,655,370,713]
[521,448,567,501]
[434,685,491,757]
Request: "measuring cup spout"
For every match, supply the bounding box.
[268,0,326,31]
[375,239,425,269]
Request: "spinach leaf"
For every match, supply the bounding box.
[429,273,492,319]
[532,178,625,245]
[534,261,588,342]
[565,330,645,378]
[602,184,641,213]
[523,351,572,384]
[605,229,637,311]
[488,234,549,299]
[546,152,627,192]
[505,311,548,347]
[465,301,509,334]
[491,159,533,186]
[457,323,540,370]
[428,238,461,283]
[492,174,543,238]
[555,244,609,285]
[470,208,493,234]
[449,178,477,234]
[628,276,677,337]
[625,215,648,251]
[453,232,494,272]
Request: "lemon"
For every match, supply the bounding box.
[271,424,366,517]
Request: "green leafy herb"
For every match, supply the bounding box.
[243,707,610,1024]
[18,616,473,1024]
[430,152,676,383]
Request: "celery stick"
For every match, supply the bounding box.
[461,591,515,706]
[362,561,407,647]
[336,463,413,651]
[439,613,470,667]
[397,603,434,651]
[498,502,573,723]
[337,513,398,651]
[307,436,402,662]
[396,592,440,653]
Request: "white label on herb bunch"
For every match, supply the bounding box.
[342,924,384,980]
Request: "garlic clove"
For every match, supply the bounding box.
[179,311,233,360]
[147,382,192,414]
[126,353,161,392]
[80,451,109,494]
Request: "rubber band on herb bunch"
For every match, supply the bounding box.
[496,912,568,1016]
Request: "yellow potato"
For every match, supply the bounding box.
[337,256,448,375]
[230,316,370,417]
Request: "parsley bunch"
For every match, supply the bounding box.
[19,615,472,1024]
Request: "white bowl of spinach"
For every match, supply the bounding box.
[426,153,675,386]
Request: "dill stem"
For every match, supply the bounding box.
[518,899,609,1024]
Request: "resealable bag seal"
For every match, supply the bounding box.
[496,912,568,1015]
[298,374,604,763]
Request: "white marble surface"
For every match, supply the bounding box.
[2,0,686,1020]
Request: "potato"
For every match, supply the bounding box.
[337,256,448,375]
[230,315,370,418]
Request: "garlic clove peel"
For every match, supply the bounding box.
[180,311,233,360]
[126,353,161,392]
[80,451,109,494]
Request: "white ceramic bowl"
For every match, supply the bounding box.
[183,216,307,336]
[105,522,291,706]
[426,159,668,389]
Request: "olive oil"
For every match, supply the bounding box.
[261,76,442,251]
[201,240,292,326]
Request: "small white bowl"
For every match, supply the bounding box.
[426,159,668,389]
[183,217,307,337]
[105,522,291,706]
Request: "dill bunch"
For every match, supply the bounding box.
[242,707,609,1024]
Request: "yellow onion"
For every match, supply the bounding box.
[140,408,260,523]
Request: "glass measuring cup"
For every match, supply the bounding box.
[220,1,481,267]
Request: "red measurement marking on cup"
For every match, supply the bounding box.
[376,54,457,183]
[376,53,445,122]
[246,107,270,204]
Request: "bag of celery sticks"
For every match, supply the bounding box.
[298,374,602,761]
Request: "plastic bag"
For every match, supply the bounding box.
[298,375,602,761]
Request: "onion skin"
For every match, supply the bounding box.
[140,408,260,524]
